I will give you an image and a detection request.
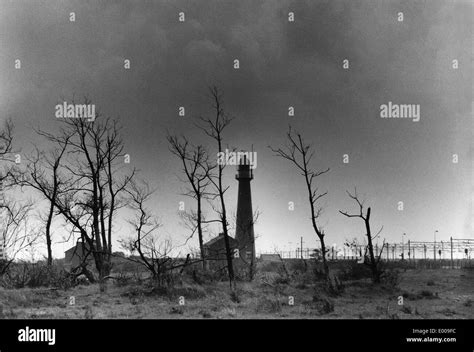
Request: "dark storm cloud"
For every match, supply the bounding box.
[0,0,471,256]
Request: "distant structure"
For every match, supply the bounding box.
[203,233,238,262]
[64,239,94,268]
[202,152,257,275]
[235,153,256,270]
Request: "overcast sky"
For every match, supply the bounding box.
[0,0,471,258]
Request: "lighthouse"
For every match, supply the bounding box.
[235,153,256,274]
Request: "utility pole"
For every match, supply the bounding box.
[300,236,303,260]
[450,236,453,269]
[434,230,438,260]
[402,233,406,260]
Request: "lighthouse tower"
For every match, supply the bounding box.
[235,154,256,271]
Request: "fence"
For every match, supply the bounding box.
[258,237,474,268]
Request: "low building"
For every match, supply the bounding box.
[64,240,95,268]
[203,233,238,261]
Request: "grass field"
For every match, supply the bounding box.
[1,265,472,319]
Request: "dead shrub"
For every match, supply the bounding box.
[170,285,206,300]
[273,264,291,285]
[402,289,438,301]
[84,306,94,319]
[311,294,335,315]
[312,263,328,282]
[438,308,456,316]
[148,283,206,302]
[199,309,212,318]
[191,268,217,285]
[381,269,400,289]
[326,274,345,296]
[2,262,77,289]
[339,261,372,281]
[402,291,419,300]
[288,260,307,274]
[114,271,134,287]
[255,296,282,314]
[169,306,184,315]
[230,290,240,303]
[318,298,335,314]
[419,290,437,299]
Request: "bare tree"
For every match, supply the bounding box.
[20,100,135,281]
[61,113,133,279]
[196,86,236,291]
[0,119,40,274]
[344,237,365,262]
[0,119,19,192]
[12,135,71,265]
[121,180,163,277]
[269,126,331,279]
[121,180,200,285]
[0,119,15,162]
[167,135,215,270]
[339,188,385,283]
[0,198,40,275]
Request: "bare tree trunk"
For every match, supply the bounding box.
[196,195,206,270]
[217,136,235,290]
[270,126,331,282]
[45,202,54,266]
[319,236,329,277]
[364,208,381,283]
[167,135,214,272]
[340,189,384,284]
[196,86,236,291]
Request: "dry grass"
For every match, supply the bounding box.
[0,268,473,319]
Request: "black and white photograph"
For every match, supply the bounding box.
[0,0,472,349]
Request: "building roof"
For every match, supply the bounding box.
[203,233,237,247]
[64,240,94,255]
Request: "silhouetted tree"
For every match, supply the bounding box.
[17,99,135,281]
[167,135,214,270]
[197,86,236,291]
[270,126,331,280]
[0,198,39,274]
[121,180,167,279]
[0,120,41,273]
[339,188,385,283]
[12,134,71,265]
